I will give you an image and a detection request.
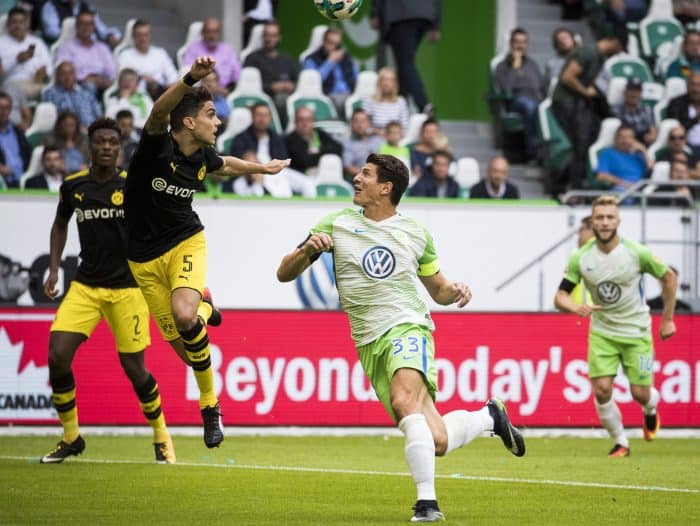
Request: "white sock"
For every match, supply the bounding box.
[443,407,493,455]
[595,398,628,447]
[398,413,436,501]
[642,387,660,415]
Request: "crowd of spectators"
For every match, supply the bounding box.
[490,0,700,205]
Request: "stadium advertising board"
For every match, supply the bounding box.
[1,310,698,427]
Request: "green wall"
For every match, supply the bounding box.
[276,0,495,121]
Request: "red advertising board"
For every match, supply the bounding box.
[1,309,698,426]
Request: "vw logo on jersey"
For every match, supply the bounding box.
[362,246,395,279]
[295,251,340,310]
[596,281,622,304]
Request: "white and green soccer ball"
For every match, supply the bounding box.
[313,0,363,21]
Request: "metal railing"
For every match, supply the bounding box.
[495,179,700,310]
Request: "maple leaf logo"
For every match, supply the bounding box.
[0,327,55,420]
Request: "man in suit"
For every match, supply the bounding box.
[469,156,520,199]
[666,72,700,159]
[24,145,66,191]
[408,149,459,198]
[0,91,31,188]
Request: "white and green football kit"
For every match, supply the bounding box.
[564,237,668,385]
[310,208,440,420]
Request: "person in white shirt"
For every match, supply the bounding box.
[117,19,178,99]
[0,7,52,99]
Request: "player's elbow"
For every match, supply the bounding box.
[276,266,294,283]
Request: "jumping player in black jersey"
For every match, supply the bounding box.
[41,118,175,465]
[124,56,289,448]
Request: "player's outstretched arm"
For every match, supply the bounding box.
[212,155,290,178]
[277,233,333,282]
[419,272,472,307]
[144,56,217,135]
[658,268,677,340]
[44,215,69,299]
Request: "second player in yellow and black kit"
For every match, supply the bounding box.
[40,118,175,465]
[124,56,289,448]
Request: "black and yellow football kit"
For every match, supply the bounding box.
[48,170,170,454]
[125,131,223,409]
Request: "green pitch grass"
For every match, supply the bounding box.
[1,435,698,525]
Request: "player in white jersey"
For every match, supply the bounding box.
[277,154,525,523]
[555,195,677,457]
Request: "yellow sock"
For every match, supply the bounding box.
[179,320,218,409]
[197,301,212,324]
[51,373,80,443]
[135,374,170,443]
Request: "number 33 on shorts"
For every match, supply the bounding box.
[391,335,428,369]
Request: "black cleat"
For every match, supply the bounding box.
[201,403,224,448]
[40,435,86,464]
[643,412,660,441]
[201,287,222,327]
[608,443,631,457]
[487,398,526,457]
[410,500,445,522]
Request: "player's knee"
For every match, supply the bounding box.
[173,309,198,332]
[434,430,448,456]
[593,385,613,403]
[118,353,148,385]
[630,386,649,405]
[47,344,71,375]
[391,391,420,420]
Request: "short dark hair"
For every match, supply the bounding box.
[615,123,635,135]
[170,87,213,132]
[580,215,592,229]
[385,120,402,131]
[42,145,62,159]
[366,153,409,206]
[7,6,29,19]
[0,91,11,105]
[132,19,150,34]
[250,102,269,114]
[432,149,453,163]
[510,27,528,41]
[420,118,438,131]
[552,27,574,51]
[88,117,121,140]
[115,109,134,121]
[351,108,367,119]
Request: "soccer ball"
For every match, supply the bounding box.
[314,0,363,21]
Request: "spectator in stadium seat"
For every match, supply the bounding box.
[653,160,699,206]
[43,110,88,174]
[54,10,115,95]
[378,120,411,169]
[551,30,627,192]
[666,72,700,159]
[117,20,179,100]
[0,7,52,99]
[362,67,410,137]
[595,123,652,194]
[613,78,657,146]
[343,108,383,181]
[545,27,578,86]
[23,145,66,191]
[115,109,139,170]
[285,106,342,175]
[665,30,700,80]
[200,71,230,132]
[243,20,298,124]
[0,91,31,188]
[494,27,547,159]
[673,0,700,26]
[408,149,459,198]
[1,81,31,130]
[654,124,696,163]
[42,61,102,130]
[469,156,520,199]
[371,0,441,115]
[182,18,240,93]
[410,118,441,180]
[230,103,314,197]
[104,68,153,130]
[41,0,121,47]
[302,26,358,116]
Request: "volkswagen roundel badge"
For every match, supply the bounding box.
[362,246,395,279]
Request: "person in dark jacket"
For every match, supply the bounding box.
[371,0,441,114]
[23,145,66,191]
[666,72,700,158]
[408,150,459,198]
[469,156,520,199]
[0,91,31,188]
[285,106,342,174]
[230,103,287,160]
[302,26,357,116]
